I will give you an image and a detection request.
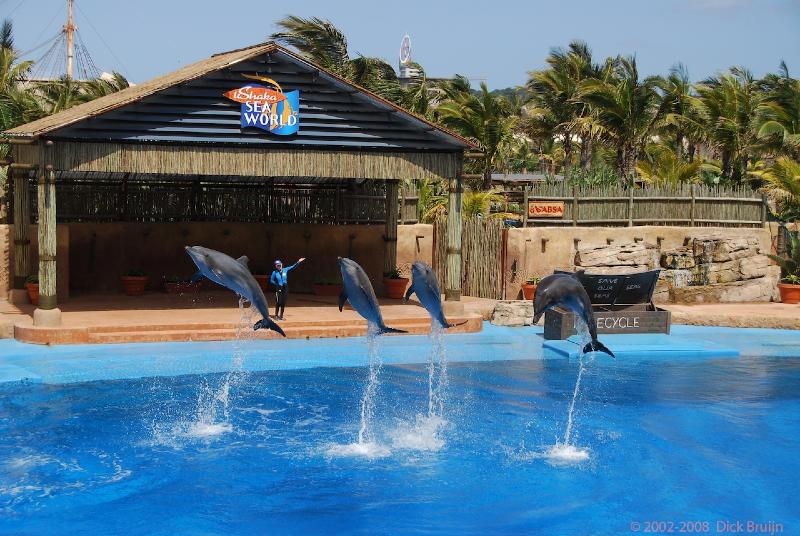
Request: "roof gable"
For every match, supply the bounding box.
[6,43,473,151]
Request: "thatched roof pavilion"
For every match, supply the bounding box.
[3,42,475,326]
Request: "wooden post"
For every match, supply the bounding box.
[627,185,634,227]
[37,142,58,311]
[383,180,399,276]
[522,186,529,228]
[11,167,32,289]
[445,171,463,301]
[572,185,578,227]
[760,194,767,227]
[690,183,696,227]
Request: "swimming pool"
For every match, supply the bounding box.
[1,324,799,534]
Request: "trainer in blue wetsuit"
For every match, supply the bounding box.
[270,258,306,320]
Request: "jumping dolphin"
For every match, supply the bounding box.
[532,273,614,357]
[184,246,285,337]
[337,257,407,335]
[404,261,466,329]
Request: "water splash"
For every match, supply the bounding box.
[187,297,254,437]
[427,322,449,419]
[390,414,446,452]
[326,325,391,458]
[545,318,592,465]
[357,327,382,444]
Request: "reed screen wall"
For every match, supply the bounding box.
[9,173,420,225]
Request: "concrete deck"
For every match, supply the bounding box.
[660,302,800,330]
[0,291,492,345]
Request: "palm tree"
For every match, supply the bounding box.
[270,16,401,102]
[750,157,800,221]
[757,62,800,159]
[83,72,130,99]
[695,67,765,183]
[436,82,517,190]
[574,56,661,179]
[525,41,607,176]
[654,64,704,161]
[636,144,718,186]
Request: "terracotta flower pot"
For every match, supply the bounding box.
[313,283,343,296]
[522,283,538,301]
[25,282,39,306]
[384,277,409,300]
[254,275,271,294]
[121,275,149,296]
[778,283,800,304]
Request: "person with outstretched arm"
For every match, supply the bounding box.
[270,258,306,320]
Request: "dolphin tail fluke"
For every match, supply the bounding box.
[403,285,415,304]
[582,340,615,358]
[378,325,407,335]
[254,317,286,337]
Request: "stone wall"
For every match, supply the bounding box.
[568,234,779,303]
[504,226,779,303]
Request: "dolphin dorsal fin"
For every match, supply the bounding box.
[236,256,250,268]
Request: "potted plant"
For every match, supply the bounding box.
[121,269,149,296]
[313,276,343,296]
[25,275,39,306]
[383,267,409,300]
[521,275,541,301]
[769,230,800,304]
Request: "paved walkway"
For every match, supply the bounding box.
[0,292,493,344]
[660,302,800,330]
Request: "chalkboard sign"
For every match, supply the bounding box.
[554,269,661,305]
[554,270,624,305]
[613,270,661,305]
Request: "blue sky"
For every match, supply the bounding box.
[4,0,799,88]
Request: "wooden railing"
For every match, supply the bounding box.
[498,183,767,228]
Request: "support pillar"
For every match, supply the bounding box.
[445,173,463,303]
[383,180,399,276]
[34,141,61,327]
[11,167,32,292]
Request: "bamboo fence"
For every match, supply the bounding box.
[434,216,504,299]
[504,183,766,228]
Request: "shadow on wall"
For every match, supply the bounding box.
[67,223,384,293]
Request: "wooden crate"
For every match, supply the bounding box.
[544,304,671,339]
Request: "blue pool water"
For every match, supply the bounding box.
[1,324,799,534]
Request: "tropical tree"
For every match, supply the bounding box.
[270,16,401,101]
[695,67,765,183]
[757,62,800,159]
[654,64,704,161]
[436,81,517,190]
[574,56,661,180]
[83,71,130,99]
[525,41,607,176]
[750,157,800,221]
[636,144,717,186]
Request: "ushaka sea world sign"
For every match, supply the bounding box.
[224,74,299,135]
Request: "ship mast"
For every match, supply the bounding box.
[65,0,75,78]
